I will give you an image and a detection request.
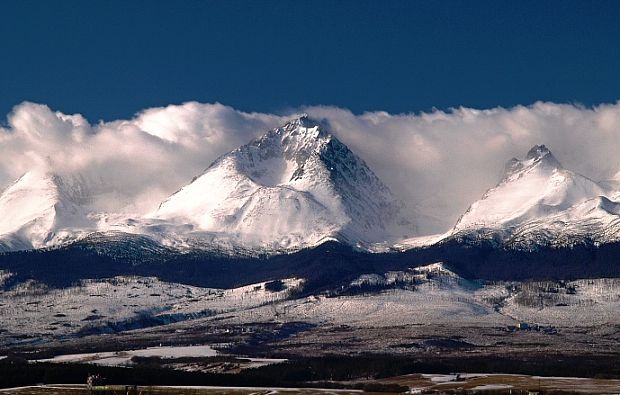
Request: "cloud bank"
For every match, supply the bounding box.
[2,100,620,234]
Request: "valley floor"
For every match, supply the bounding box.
[0,264,619,389]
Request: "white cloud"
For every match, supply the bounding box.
[304,102,620,233]
[0,102,285,213]
[2,100,620,234]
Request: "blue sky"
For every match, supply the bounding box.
[3,2,620,233]
[2,0,620,121]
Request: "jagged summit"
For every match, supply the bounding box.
[524,144,561,168]
[262,114,327,139]
[504,144,561,179]
[288,113,321,128]
[526,144,552,160]
[153,116,415,251]
[268,114,324,135]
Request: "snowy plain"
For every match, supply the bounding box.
[1,263,618,349]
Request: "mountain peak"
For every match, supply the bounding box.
[293,112,310,124]
[239,115,332,163]
[0,170,93,250]
[524,144,561,170]
[526,144,552,160]
[504,144,561,179]
[154,116,415,251]
[290,113,316,126]
[454,143,607,243]
[277,114,328,139]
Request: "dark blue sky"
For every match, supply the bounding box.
[1,0,620,121]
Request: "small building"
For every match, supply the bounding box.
[518,322,530,330]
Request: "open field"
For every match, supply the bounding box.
[2,373,620,395]
[380,373,620,393]
[0,385,366,395]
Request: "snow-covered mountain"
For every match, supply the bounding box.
[0,170,94,251]
[4,136,620,256]
[151,115,415,251]
[449,145,620,248]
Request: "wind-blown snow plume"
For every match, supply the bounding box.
[2,100,620,235]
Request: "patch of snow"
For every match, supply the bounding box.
[240,357,288,369]
[37,345,218,366]
[0,386,40,393]
[470,384,513,390]
[350,274,387,287]
[422,374,460,383]
[0,271,13,287]
[392,233,448,250]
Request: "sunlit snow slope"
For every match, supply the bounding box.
[0,170,93,251]
[152,115,415,251]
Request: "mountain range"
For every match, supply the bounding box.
[2,116,618,369]
[1,116,620,257]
